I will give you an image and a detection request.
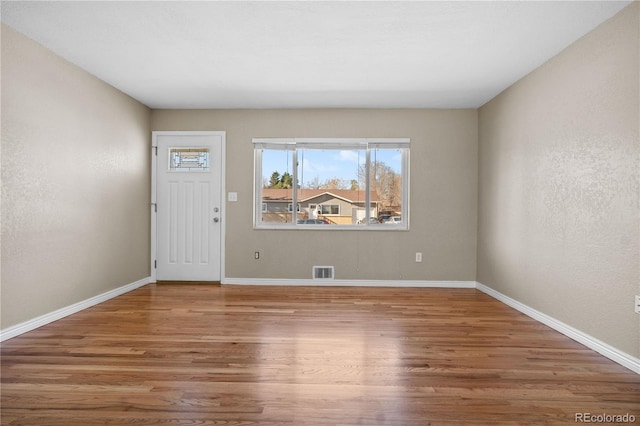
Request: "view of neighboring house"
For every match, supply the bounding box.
[261,188,381,224]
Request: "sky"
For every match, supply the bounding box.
[262,148,401,188]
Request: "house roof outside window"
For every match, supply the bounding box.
[261,189,380,203]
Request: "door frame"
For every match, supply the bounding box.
[151,131,226,283]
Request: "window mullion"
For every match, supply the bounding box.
[292,149,298,226]
[403,147,409,227]
[365,148,371,226]
[255,149,263,226]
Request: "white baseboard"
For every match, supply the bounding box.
[0,276,151,342]
[222,277,476,288]
[475,282,640,375]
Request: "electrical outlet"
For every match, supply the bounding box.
[415,252,422,263]
[635,295,640,314]
[254,251,260,260]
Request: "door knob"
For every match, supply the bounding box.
[213,217,220,223]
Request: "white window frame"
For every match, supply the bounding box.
[253,138,410,230]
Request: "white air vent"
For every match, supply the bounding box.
[313,266,334,280]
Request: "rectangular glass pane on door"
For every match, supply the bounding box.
[169,148,210,172]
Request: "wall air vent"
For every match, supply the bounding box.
[313,266,334,280]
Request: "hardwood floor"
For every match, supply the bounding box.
[2,284,638,425]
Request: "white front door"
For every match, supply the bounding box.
[153,132,224,281]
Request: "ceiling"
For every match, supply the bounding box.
[0,1,632,109]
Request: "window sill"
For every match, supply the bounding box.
[254,224,409,231]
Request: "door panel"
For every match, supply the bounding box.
[155,133,223,281]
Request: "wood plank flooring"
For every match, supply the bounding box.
[1,284,639,425]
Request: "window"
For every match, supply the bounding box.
[319,204,339,215]
[254,138,409,229]
[169,147,210,172]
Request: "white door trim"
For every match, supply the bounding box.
[151,131,226,282]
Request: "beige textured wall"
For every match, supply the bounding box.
[478,3,639,357]
[1,25,151,328]
[152,109,478,281]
